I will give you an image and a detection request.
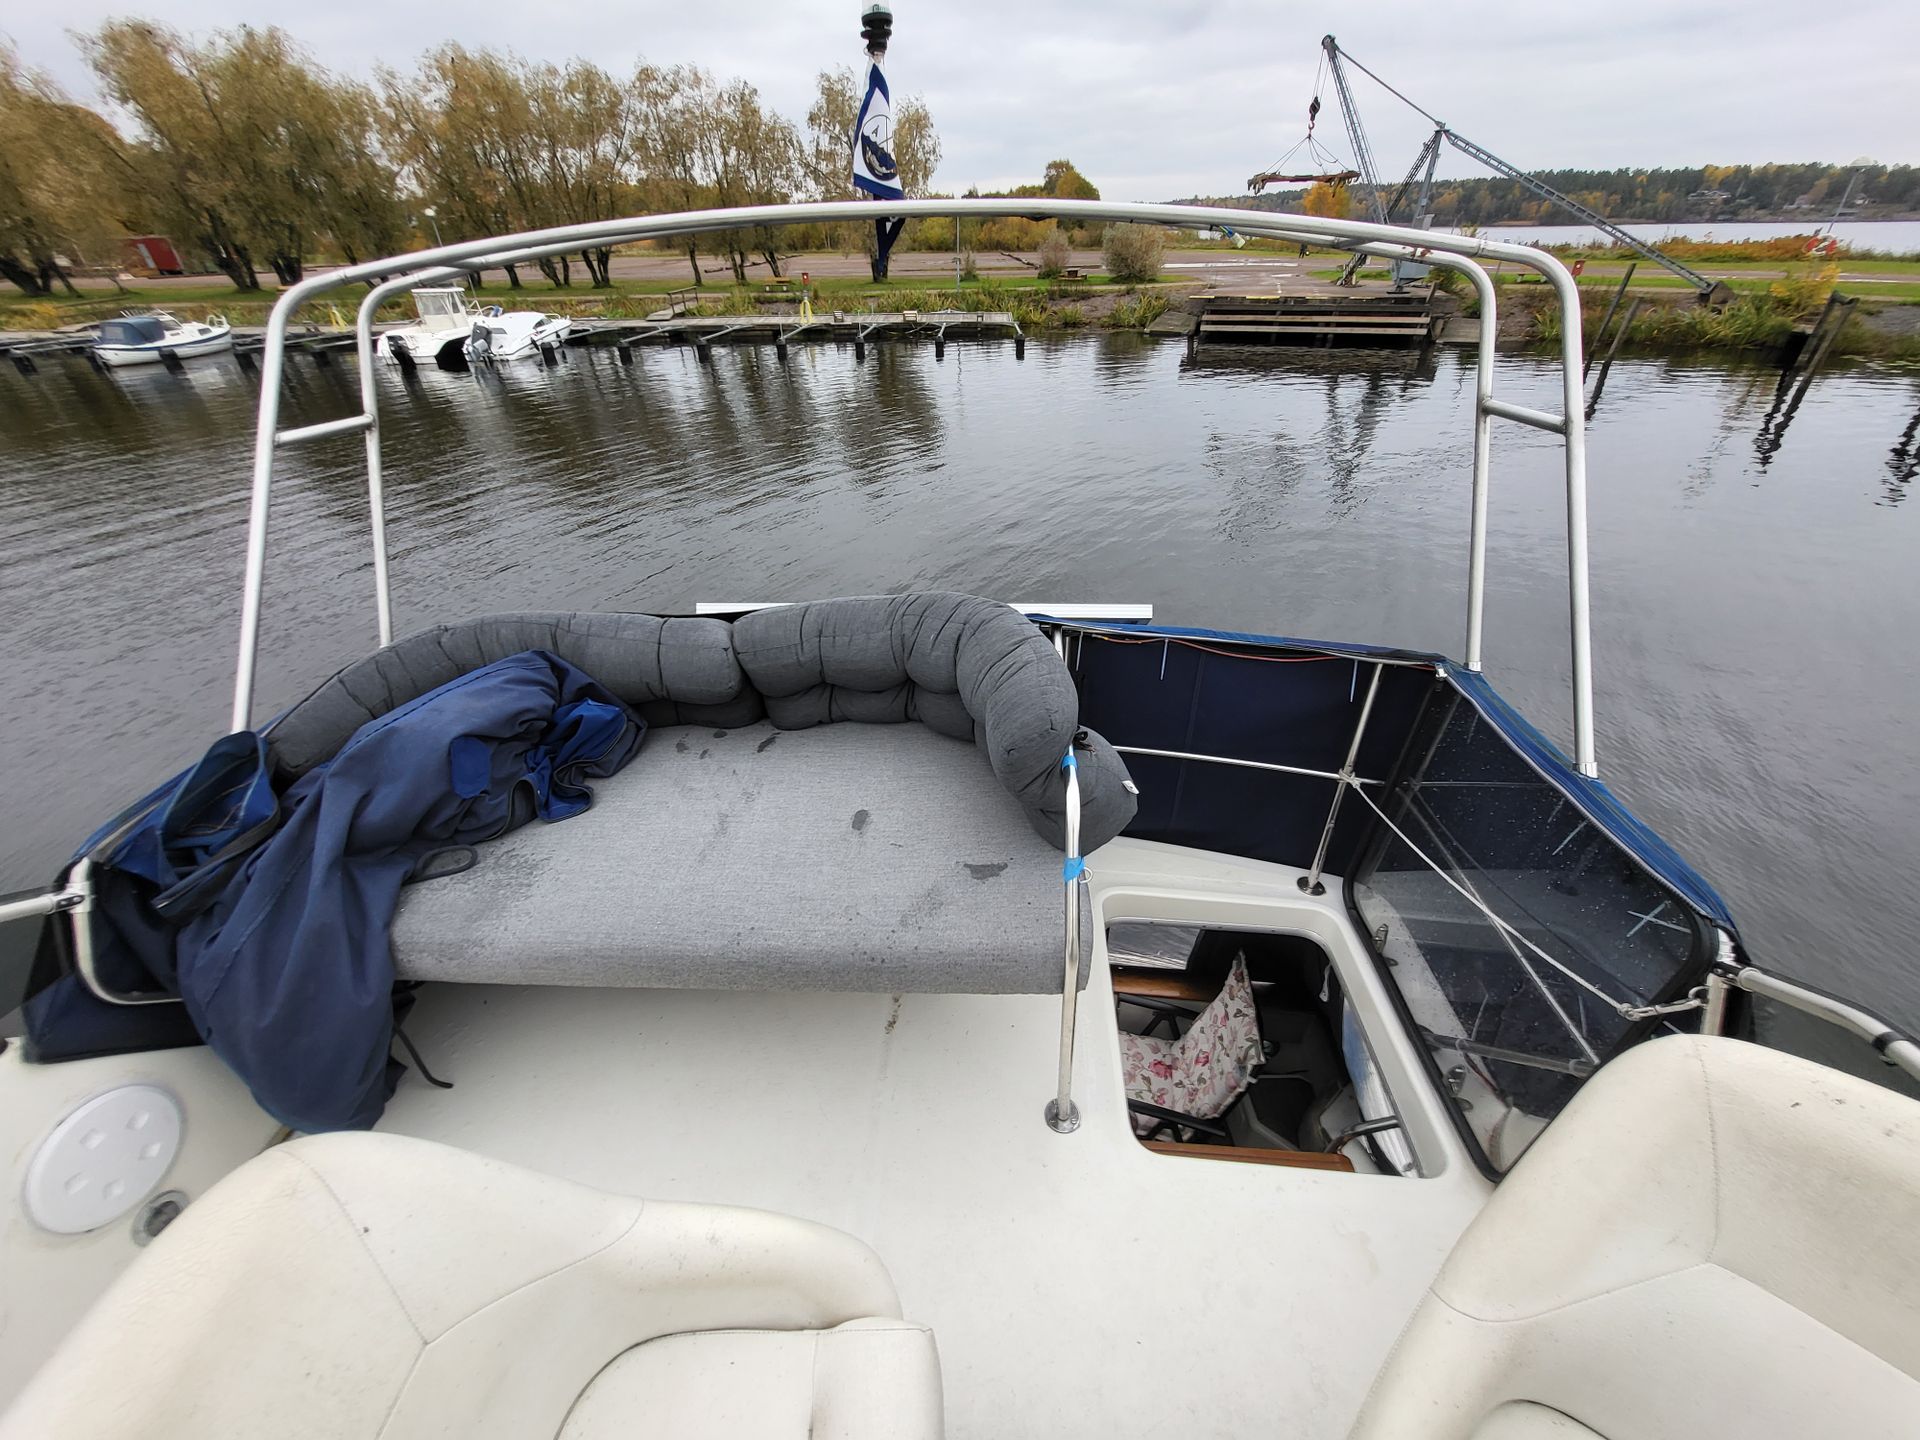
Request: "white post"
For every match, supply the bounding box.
[1045,748,1085,1134]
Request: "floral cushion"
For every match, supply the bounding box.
[1118,958,1263,1136]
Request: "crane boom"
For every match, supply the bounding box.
[1321,35,1387,225]
[1318,35,1727,300]
[1438,129,1719,295]
[1383,128,1444,227]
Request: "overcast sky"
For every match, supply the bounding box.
[7,1,1914,199]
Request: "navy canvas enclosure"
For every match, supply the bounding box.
[177,650,642,1132]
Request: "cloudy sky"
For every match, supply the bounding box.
[7,1,1914,199]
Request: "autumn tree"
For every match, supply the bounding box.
[383,47,640,287]
[698,76,801,281]
[630,63,713,284]
[1023,159,1099,201]
[85,22,402,289]
[1301,180,1351,220]
[0,47,130,295]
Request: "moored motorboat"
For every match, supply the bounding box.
[90,312,232,367]
[4,198,1919,1439]
[463,309,572,362]
[372,285,477,365]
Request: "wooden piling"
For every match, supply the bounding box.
[1584,298,1643,415]
[1786,295,1858,410]
[1584,263,1637,377]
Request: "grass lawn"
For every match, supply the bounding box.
[3,266,1169,327]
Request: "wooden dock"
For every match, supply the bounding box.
[1195,292,1439,350]
[595,310,1024,362]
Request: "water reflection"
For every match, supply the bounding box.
[1886,401,1920,506]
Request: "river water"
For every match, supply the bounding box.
[1474,219,1920,254]
[2,338,1917,1037]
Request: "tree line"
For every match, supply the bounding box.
[0,22,941,296]
[1185,161,1920,231]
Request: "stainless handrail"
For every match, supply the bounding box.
[1712,963,1920,1083]
[1046,747,1086,1134]
[227,198,1595,774]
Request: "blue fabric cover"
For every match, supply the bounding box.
[1059,617,1738,938]
[173,650,641,1131]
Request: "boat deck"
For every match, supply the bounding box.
[380,838,1489,1437]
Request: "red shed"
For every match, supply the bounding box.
[123,236,185,277]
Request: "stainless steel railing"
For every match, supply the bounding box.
[1704,945,1920,1083]
[225,197,1597,773]
[1046,746,1086,1133]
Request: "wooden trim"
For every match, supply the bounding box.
[1110,970,1216,1003]
[1142,1140,1355,1173]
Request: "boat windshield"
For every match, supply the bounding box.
[1350,688,1707,1174]
[99,318,166,345]
[413,290,468,319]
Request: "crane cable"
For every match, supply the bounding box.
[1251,64,1356,193]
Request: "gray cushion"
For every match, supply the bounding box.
[391,721,1090,994]
[733,594,1135,851]
[267,597,1137,851]
[268,613,756,778]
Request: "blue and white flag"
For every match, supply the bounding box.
[852,61,903,201]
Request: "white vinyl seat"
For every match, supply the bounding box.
[0,1133,942,1440]
[1349,1034,1920,1439]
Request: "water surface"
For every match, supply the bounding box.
[2,337,1917,1036]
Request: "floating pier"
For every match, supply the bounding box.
[1194,292,1439,350]
[598,309,1024,364]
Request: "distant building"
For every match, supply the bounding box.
[123,236,185,277]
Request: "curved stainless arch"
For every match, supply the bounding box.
[232,199,1593,776]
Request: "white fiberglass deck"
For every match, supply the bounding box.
[377,838,1490,1437]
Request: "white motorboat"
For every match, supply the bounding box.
[4,198,1919,1440]
[463,308,573,362]
[372,285,479,365]
[90,312,233,367]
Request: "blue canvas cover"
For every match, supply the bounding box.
[30,650,642,1131]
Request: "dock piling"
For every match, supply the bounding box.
[1585,298,1642,415]
[1583,263,1637,378]
[1786,294,1857,411]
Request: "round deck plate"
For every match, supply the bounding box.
[25,1085,183,1235]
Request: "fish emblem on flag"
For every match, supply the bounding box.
[852,62,904,200]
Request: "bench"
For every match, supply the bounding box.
[266,595,1137,997]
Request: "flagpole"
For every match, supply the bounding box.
[857,4,900,282]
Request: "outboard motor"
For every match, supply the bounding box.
[467,321,493,364]
[387,334,415,371]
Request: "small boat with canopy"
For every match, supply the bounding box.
[90,312,233,367]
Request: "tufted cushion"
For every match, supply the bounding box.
[733,594,1135,851]
[266,596,1136,852]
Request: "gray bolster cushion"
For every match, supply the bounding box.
[732,593,1136,851]
[267,612,758,777]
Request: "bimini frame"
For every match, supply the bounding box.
[228,198,1592,770]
